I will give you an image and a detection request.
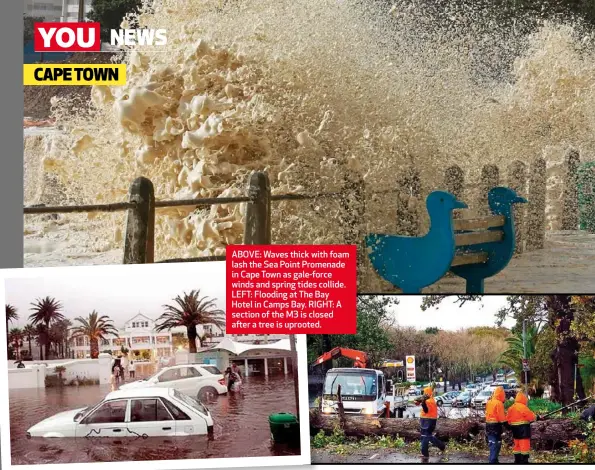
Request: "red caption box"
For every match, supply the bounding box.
[226,245,357,334]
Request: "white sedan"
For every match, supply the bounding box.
[27,387,214,438]
[119,364,228,400]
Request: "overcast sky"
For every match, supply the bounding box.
[4,262,226,329]
[386,295,515,330]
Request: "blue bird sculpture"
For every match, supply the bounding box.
[450,186,527,293]
[365,191,467,293]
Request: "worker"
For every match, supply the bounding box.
[485,386,507,464]
[580,404,595,422]
[506,392,536,464]
[419,386,446,461]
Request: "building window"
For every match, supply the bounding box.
[156,336,169,344]
[132,336,150,344]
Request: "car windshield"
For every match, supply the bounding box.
[479,391,492,397]
[74,406,92,421]
[323,371,378,396]
[172,389,208,415]
[459,393,470,399]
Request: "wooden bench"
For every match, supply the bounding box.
[365,187,527,293]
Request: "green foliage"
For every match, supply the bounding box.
[498,324,538,379]
[569,422,595,463]
[88,0,143,40]
[307,296,397,366]
[579,355,595,393]
[311,428,405,451]
[311,428,346,448]
[503,397,562,415]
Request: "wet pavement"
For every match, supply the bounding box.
[9,375,300,464]
[359,230,595,293]
[311,447,515,464]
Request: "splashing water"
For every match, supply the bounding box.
[24,0,595,276]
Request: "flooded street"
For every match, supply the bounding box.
[9,375,300,464]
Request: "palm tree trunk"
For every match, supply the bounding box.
[39,342,44,361]
[90,338,99,359]
[28,337,32,357]
[44,321,51,359]
[187,325,198,354]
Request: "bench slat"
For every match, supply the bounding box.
[451,252,488,266]
[455,230,504,246]
[453,215,505,231]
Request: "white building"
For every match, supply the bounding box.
[24,0,92,22]
[68,313,285,360]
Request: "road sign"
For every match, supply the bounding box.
[522,359,530,372]
[406,355,416,383]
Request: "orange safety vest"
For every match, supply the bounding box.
[506,392,536,440]
[420,387,438,419]
[485,387,507,436]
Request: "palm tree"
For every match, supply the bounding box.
[22,324,36,358]
[35,324,48,360]
[156,290,225,354]
[9,328,24,360]
[70,311,118,359]
[6,304,18,334]
[499,324,539,381]
[49,319,71,358]
[29,297,64,359]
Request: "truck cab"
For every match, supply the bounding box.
[320,368,389,417]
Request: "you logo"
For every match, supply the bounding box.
[34,23,101,52]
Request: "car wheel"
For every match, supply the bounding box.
[198,386,219,402]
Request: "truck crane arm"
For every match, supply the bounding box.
[313,347,368,368]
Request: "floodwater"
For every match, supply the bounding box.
[8,375,300,465]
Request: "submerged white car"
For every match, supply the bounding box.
[27,388,214,438]
[119,364,228,400]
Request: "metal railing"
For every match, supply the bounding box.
[24,170,364,264]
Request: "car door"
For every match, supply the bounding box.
[75,399,132,438]
[127,398,177,437]
[155,367,201,396]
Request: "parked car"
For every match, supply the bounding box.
[119,364,227,400]
[435,391,460,406]
[465,383,478,392]
[471,389,493,409]
[27,387,214,438]
[452,391,472,408]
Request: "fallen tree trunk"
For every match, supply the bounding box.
[309,410,584,448]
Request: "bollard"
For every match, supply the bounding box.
[478,164,499,216]
[561,148,580,231]
[395,166,421,236]
[444,165,464,219]
[507,161,527,254]
[526,157,546,251]
[243,171,271,245]
[123,177,155,264]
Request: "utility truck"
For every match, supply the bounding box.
[313,347,408,418]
